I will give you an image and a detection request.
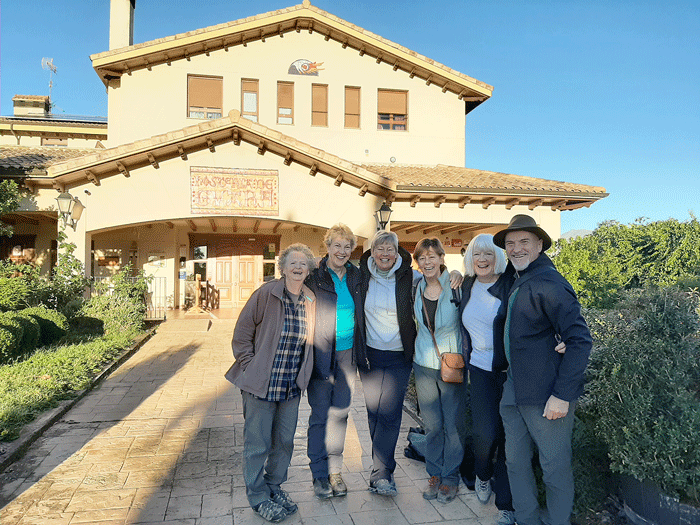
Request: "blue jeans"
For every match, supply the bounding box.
[359,347,412,483]
[307,348,356,479]
[500,376,575,525]
[414,363,467,486]
[241,391,300,507]
[470,365,513,511]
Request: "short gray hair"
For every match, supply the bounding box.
[278,243,316,273]
[463,234,508,277]
[370,230,399,252]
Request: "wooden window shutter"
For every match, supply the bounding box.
[188,76,223,111]
[377,89,407,115]
[277,82,294,124]
[345,86,360,129]
[312,84,328,126]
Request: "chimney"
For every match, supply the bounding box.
[109,0,135,50]
[13,95,51,117]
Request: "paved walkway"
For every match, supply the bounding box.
[0,318,498,525]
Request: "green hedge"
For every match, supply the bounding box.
[0,313,24,363]
[0,277,30,312]
[583,287,700,505]
[11,311,40,355]
[22,306,69,347]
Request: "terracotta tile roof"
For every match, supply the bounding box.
[0,146,96,174]
[362,164,607,196]
[0,117,107,129]
[12,95,49,102]
[90,1,491,104]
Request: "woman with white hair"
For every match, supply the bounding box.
[459,234,564,525]
[225,243,317,523]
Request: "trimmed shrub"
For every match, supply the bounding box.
[68,315,105,336]
[0,313,24,364]
[22,306,69,347]
[80,294,144,337]
[585,287,700,505]
[0,277,30,312]
[9,311,40,356]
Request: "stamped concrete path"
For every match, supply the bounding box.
[0,318,498,525]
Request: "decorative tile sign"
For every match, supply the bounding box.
[190,167,279,216]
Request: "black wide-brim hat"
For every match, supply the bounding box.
[493,214,552,251]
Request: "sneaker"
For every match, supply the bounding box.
[271,489,298,515]
[423,476,441,500]
[496,509,516,525]
[475,475,492,504]
[437,484,458,503]
[313,477,333,499]
[368,478,397,496]
[461,474,475,491]
[253,499,287,523]
[329,473,347,497]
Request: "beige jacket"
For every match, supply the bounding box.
[224,278,316,398]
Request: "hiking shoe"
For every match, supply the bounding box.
[329,473,347,497]
[368,478,397,496]
[475,475,492,504]
[253,500,287,523]
[423,476,441,500]
[496,509,516,525]
[437,484,458,503]
[271,489,297,515]
[313,477,333,499]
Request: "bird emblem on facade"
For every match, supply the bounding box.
[288,59,324,75]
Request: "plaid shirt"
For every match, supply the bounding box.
[265,289,308,401]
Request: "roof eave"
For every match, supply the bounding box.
[90,3,492,102]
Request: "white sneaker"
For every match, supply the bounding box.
[496,509,515,525]
[474,475,492,504]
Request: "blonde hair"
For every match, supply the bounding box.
[278,243,316,273]
[324,223,357,250]
[463,234,508,277]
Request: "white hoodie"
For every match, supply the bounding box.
[364,255,403,351]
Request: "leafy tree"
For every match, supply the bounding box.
[0,180,21,237]
[553,217,700,309]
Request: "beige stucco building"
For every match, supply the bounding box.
[0,0,607,314]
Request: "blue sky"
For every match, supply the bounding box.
[1,1,698,233]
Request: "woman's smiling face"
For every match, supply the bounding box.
[416,247,443,279]
[372,241,397,271]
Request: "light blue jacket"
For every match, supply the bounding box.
[413,270,462,370]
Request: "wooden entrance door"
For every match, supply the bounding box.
[235,255,262,306]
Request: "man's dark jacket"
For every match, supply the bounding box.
[458,264,515,373]
[501,252,592,405]
[358,246,417,367]
[305,255,365,379]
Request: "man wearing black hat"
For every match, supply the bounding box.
[493,214,591,525]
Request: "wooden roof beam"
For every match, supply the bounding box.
[187,220,197,231]
[358,184,369,196]
[253,220,261,233]
[505,198,520,210]
[147,153,159,169]
[528,198,543,210]
[272,221,281,233]
[481,197,496,209]
[410,195,421,207]
[334,174,343,186]
[166,221,174,229]
[550,199,567,211]
[257,141,266,155]
[177,145,188,160]
[405,224,426,234]
[434,196,446,208]
[284,152,293,166]
[458,196,471,208]
[85,170,100,186]
[422,224,445,234]
[232,128,240,145]
[207,137,215,152]
[116,161,130,177]
[209,218,217,232]
[440,224,467,235]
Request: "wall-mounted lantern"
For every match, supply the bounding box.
[374,202,392,231]
[55,192,85,231]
